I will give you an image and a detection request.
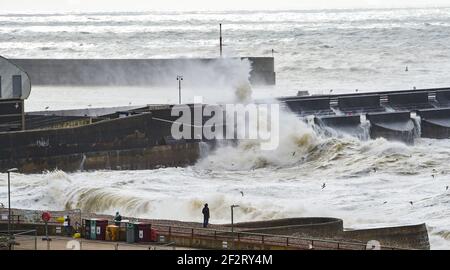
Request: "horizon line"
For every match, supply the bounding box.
[1,5,450,15]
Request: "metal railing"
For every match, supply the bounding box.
[150,224,404,250]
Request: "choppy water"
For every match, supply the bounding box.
[1,8,450,249]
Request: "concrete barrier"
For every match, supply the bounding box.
[343,223,430,250]
[0,142,200,173]
[387,92,432,110]
[284,98,332,115]
[0,112,202,173]
[435,90,450,106]
[367,112,416,144]
[225,218,429,250]
[231,218,344,239]
[417,108,450,139]
[10,57,276,86]
[314,115,365,138]
[338,95,382,112]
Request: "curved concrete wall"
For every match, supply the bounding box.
[226,217,429,249]
[230,218,344,239]
[314,115,365,137]
[367,112,416,144]
[418,108,450,139]
[343,223,430,250]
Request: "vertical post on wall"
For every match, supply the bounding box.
[220,24,223,57]
[21,100,25,130]
[176,75,183,105]
[7,168,18,250]
[230,205,239,233]
[7,171,11,249]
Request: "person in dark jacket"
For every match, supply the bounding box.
[114,211,122,226]
[64,215,71,236]
[202,204,210,228]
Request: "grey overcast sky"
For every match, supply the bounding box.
[1,0,450,13]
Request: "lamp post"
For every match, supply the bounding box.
[176,75,183,105]
[219,23,223,57]
[7,168,18,250]
[230,205,239,233]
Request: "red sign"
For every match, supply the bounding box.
[42,212,51,222]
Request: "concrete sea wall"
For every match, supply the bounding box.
[281,87,450,143]
[0,112,201,173]
[10,57,276,86]
[230,218,430,250]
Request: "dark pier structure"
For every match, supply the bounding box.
[281,87,450,144]
[0,56,274,173]
[2,54,450,173]
[0,103,221,173]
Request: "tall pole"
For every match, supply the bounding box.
[231,205,239,233]
[231,206,233,233]
[219,24,223,57]
[177,75,183,104]
[7,171,11,246]
[6,168,17,250]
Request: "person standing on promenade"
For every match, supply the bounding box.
[63,215,71,236]
[202,204,210,228]
[114,211,122,226]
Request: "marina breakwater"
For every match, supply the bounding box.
[281,87,450,144]
[10,57,276,86]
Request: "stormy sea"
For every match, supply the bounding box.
[1,8,450,249]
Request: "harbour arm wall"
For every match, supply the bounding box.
[10,57,276,86]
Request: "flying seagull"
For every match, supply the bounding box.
[240,191,244,197]
[405,66,409,72]
[409,201,414,206]
[322,183,326,190]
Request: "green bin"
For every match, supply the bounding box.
[90,220,97,240]
[126,223,136,243]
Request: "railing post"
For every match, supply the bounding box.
[286,237,289,246]
[191,228,194,239]
[169,226,172,237]
[237,233,240,242]
[214,230,217,240]
[337,242,340,250]
[311,240,314,249]
[34,230,37,250]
